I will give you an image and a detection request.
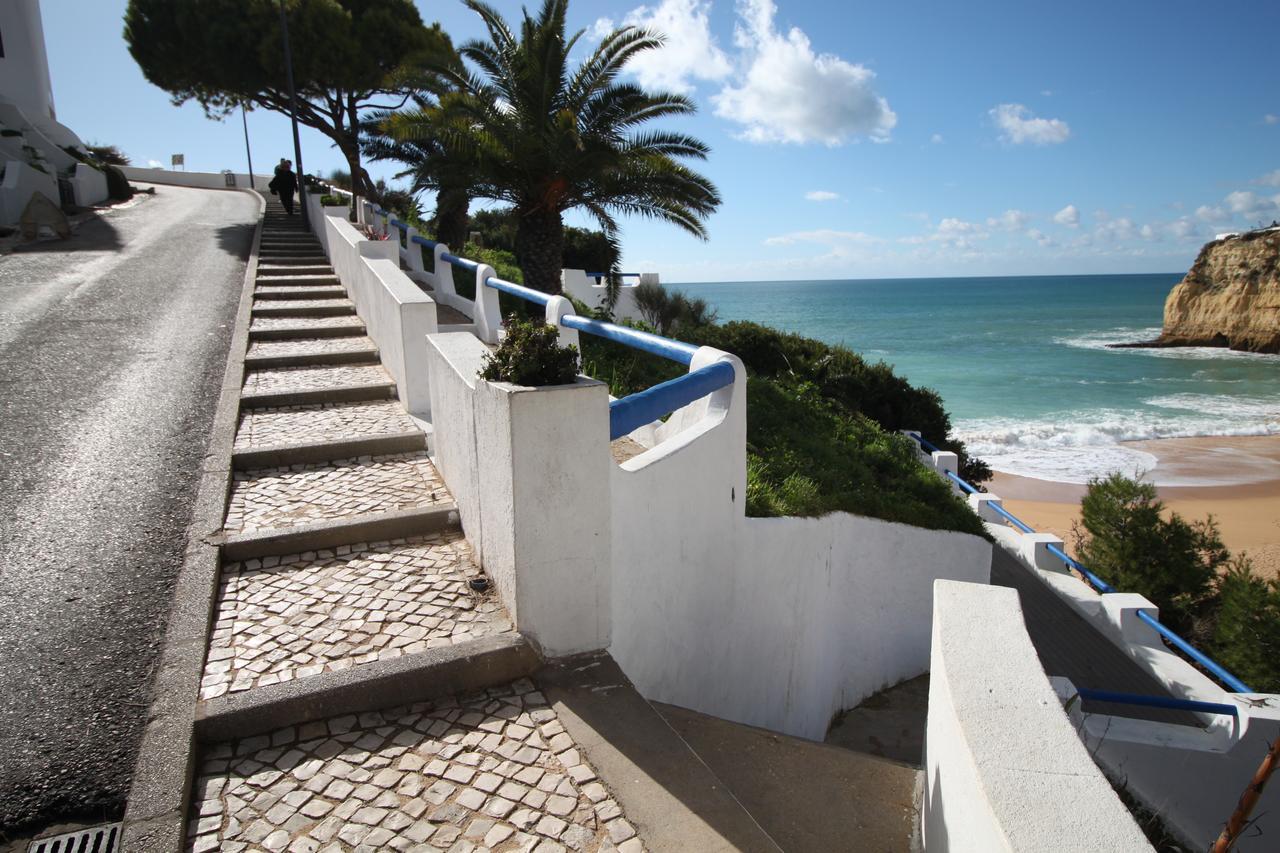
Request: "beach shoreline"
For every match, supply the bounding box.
[988,434,1280,579]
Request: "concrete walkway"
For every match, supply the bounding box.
[989,545,1200,725]
[0,185,259,836]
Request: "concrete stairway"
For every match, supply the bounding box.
[184,199,918,853]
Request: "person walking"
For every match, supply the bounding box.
[269,159,299,215]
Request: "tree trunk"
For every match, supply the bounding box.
[515,208,564,294]
[433,185,470,250]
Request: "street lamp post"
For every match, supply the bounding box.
[278,0,309,228]
[240,105,255,189]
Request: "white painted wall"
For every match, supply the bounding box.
[425,327,992,738]
[0,0,57,126]
[424,333,613,656]
[561,269,647,323]
[70,162,107,207]
[1,159,58,224]
[121,166,271,192]
[923,580,1152,852]
[318,210,438,418]
[610,365,991,739]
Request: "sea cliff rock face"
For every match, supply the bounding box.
[1156,227,1280,353]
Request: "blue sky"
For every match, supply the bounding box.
[41,0,1280,281]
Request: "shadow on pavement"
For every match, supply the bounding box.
[11,214,123,254]
[215,222,256,261]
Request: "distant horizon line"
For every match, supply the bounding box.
[665,271,1185,286]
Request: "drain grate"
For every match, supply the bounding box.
[27,823,120,853]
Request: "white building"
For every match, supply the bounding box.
[1,0,108,226]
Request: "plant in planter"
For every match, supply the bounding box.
[319,194,348,207]
[480,320,579,387]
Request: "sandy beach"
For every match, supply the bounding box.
[989,434,1280,580]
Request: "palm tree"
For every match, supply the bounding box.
[363,105,474,249]
[393,0,721,294]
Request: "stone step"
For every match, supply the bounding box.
[251,299,356,317]
[244,336,379,370]
[248,319,365,343]
[254,273,341,287]
[232,400,424,468]
[188,660,673,853]
[254,286,348,300]
[199,531,512,702]
[224,450,450,538]
[258,265,335,278]
[257,255,331,266]
[240,363,396,410]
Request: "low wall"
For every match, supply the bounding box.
[121,166,270,192]
[561,269,646,324]
[923,580,1151,851]
[610,380,991,739]
[318,208,437,418]
[425,325,992,740]
[1,159,57,224]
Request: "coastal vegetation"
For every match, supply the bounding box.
[480,320,580,387]
[1074,473,1279,692]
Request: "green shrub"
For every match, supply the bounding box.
[104,165,133,200]
[1213,562,1280,693]
[480,320,579,387]
[1073,474,1225,634]
[85,143,130,165]
[319,194,347,207]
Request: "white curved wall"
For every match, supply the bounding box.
[0,0,56,124]
[923,580,1151,852]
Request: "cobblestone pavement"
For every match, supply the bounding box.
[235,401,417,449]
[250,316,363,332]
[243,365,392,396]
[257,286,346,296]
[225,453,448,534]
[248,338,375,360]
[189,680,645,852]
[201,533,509,699]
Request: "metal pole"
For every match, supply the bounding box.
[240,105,255,190]
[278,0,308,228]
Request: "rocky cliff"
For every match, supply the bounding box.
[1152,227,1280,354]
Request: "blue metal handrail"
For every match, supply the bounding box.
[485,276,552,307]
[944,469,979,495]
[389,218,408,231]
[1134,612,1252,693]
[587,271,641,278]
[609,362,735,440]
[561,315,699,365]
[440,252,481,274]
[902,431,1254,694]
[989,502,1035,534]
[411,234,438,249]
[1075,688,1239,718]
[915,434,944,455]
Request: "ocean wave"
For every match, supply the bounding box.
[1055,327,1280,362]
[955,409,1280,484]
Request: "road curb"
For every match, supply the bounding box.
[119,189,263,853]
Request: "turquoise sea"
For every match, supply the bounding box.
[676,274,1280,483]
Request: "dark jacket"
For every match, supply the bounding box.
[269,169,298,195]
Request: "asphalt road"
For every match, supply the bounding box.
[0,185,258,836]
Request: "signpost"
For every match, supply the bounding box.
[171,154,185,171]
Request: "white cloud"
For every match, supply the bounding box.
[1265,114,1279,125]
[804,190,840,201]
[712,0,896,145]
[986,209,1029,231]
[1094,217,1136,241]
[611,0,731,94]
[989,103,1070,145]
[765,229,882,246]
[1169,217,1198,240]
[1225,190,1277,217]
[1195,204,1227,223]
[147,159,164,168]
[930,133,944,144]
[1040,89,1053,97]
[1257,170,1280,187]
[1138,224,1159,241]
[1052,204,1080,227]
[1026,228,1055,247]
